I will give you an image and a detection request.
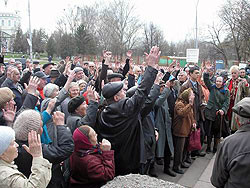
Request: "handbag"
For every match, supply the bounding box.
[188,128,202,151]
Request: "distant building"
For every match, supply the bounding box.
[0,0,21,52]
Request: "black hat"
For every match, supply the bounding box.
[232,97,250,118]
[102,81,123,99]
[126,86,137,98]
[34,71,48,79]
[107,73,124,80]
[33,61,40,65]
[0,55,5,66]
[42,62,55,69]
[50,69,60,78]
[68,96,85,113]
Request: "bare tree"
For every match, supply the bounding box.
[97,0,142,56]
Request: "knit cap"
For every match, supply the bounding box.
[0,126,15,155]
[0,87,15,108]
[13,110,41,141]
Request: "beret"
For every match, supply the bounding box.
[232,97,250,118]
[107,73,124,80]
[68,96,85,113]
[34,71,48,79]
[73,67,83,73]
[42,62,55,69]
[169,75,176,81]
[126,86,137,98]
[50,69,60,78]
[33,61,40,65]
[102,81,124,99]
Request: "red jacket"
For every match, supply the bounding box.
[70,128,115,188]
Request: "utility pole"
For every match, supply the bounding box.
[28,0,33,62]
[195,0,199,49]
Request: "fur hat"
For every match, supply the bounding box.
[0,87,15,108]
[102,81,123,99]
[232,97,250,118]
[13,110,41,141]
[68,96,85,113]
[0,126,15,155]
[179,88,193,103]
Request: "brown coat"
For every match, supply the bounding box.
[173,99,195,137]
[180,79,205,121]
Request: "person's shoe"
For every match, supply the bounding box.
[181,162,190,168]
[156,158,164,165]
[172,167,184,174]
[185,158,192,164]
[149,167,158,178]
[164,168,176,177]
[206,147,211,153]
[196,151,206,157]
[213,148,217,153]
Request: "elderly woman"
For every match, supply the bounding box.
[70,125,115,188]
[203,65,230,153]
[172,88,195,174]
[226,65,249,132]
[0,126,52,187]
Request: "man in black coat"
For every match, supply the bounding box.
[97,46,160,175]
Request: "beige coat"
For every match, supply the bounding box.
[0,157,52,188]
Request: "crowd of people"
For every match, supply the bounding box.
[0,47,249,188]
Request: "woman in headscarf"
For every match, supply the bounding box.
[70,125,115,188]
[0,126,52,187]
[172,88,196,174]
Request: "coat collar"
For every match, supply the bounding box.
[0,159,16,168]
[236,124,250,133]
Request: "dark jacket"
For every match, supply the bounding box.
[67,100,99,134]
[141,84,160,161]
[203,72,230,121]
[70,128,115,188]
[2,78,24,111]
[97,66,158,175]
[211,124,250,188]
[15,125,74,188]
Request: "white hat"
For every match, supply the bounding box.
[0,126,15,155]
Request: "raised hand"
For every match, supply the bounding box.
[22,130,43,158]
[100,138,111,151]
[87,85,98,102]
[46,98,56,114]
[52,111,65,126]
[3,102,17,123]
[103,51,112,65]
[68,70,76,82]
[126,50,133,59]
[27,76,40,95]
[144,46,161,68]
[155,72,164,85]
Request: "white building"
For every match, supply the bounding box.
[0,0,21,52]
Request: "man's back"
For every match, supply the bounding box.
[211,125,250,188]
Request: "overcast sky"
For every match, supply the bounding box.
[3,0,226,42]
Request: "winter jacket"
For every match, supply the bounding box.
[173,99,195,137]
[97,66,158,175]
[70,128,115,188]
[0,157,52,188]
[203,72,230,121]
[154,87,174,157]
[15,125,74,188]
[211,124,250,188]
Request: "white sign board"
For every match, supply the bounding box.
[186,49,199,63]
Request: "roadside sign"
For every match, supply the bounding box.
[186,49,199,63]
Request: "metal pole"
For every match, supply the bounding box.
[195,0,199,49]
[28,0,33,62]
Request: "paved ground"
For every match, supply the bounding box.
[155,150,216,188]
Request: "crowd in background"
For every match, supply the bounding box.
[0,46,250,188]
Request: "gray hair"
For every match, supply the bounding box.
[43,83,59,98]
